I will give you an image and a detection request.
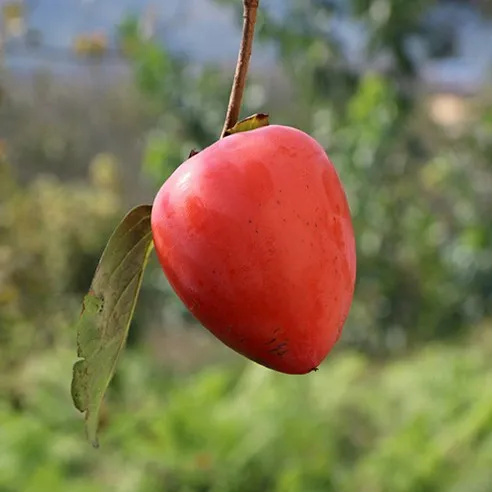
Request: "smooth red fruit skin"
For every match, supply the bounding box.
[151,125,356,375]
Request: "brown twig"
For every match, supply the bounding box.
[220,0,260,138]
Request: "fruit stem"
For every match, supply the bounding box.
[220,0,260,138]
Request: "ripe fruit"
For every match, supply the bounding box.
[151,125,356,374]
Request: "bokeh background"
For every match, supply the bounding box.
[1,0,492,491]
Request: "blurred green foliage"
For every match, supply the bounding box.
[1,0,492,491]
[2,334,492,491]
[0,157,121,397]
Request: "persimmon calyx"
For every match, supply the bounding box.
[223,113,270,137]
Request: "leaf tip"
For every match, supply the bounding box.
[86,411,101,449]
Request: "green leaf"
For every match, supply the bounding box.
[71,204,154,448]
[224,113,270,136]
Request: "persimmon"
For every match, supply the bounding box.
[151,125,356,374]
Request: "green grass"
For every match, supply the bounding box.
[2,332,491,492]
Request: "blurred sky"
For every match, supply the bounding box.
[4,0,492,93]
[8,0,282,64]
